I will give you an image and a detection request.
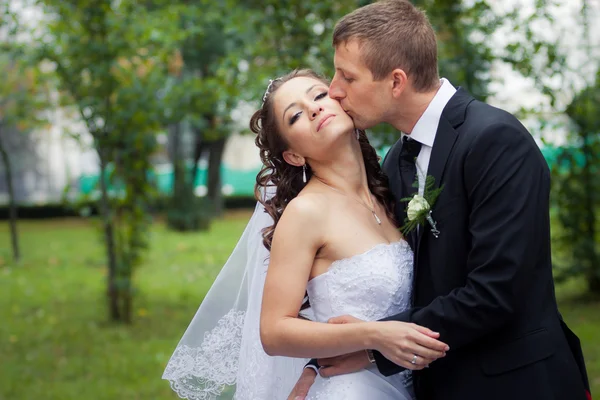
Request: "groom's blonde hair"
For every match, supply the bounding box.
[333,0,439,92]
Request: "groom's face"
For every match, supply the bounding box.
[330,40,393,130]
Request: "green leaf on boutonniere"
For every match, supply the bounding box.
[400,175,443,237]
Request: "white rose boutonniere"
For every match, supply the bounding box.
[407,195,430,221]
[401,175,442,239]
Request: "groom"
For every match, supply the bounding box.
[290,1,591,399]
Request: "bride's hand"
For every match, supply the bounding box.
[327,315,448,369]
[372,321,449,370]
[327,315,448,370]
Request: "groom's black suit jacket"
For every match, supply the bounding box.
[379,88,591,400]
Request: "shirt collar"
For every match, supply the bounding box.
[406,78,457,147]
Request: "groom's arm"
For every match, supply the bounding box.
[374,121,548,376]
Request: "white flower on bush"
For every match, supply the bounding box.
[407,195,430,221]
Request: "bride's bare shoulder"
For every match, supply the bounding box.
[282,191,329,223]
[271,192,330,250]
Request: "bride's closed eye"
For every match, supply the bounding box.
[314,91,328,101]
[289,91,328,125]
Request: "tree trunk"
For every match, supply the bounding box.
[98,149,120,321]
[589,274,600,294]
[170,123,185,193]
[0,130,20,263]
[123,281,132,324]
[206,137,226,216]
[191,127,207,186]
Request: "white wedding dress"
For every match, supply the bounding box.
[304,240,415,400]
[163,199,415,400]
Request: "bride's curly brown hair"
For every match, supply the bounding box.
[250,69,396,250]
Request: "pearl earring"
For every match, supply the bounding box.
[302,164,307,183]
[356,129,360,140]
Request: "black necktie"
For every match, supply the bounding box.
[399,136,422,245]
[399,136,422,200]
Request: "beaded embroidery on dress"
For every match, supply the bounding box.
[305,240,415,400]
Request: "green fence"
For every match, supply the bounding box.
[78,145,575,198]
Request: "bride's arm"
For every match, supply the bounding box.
[260,195,376,358]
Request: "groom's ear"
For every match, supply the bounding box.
[390,68,408,98]
[282,150,305,168]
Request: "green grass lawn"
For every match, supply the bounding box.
[1,214,598,399]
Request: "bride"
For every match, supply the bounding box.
[162,69,448,399]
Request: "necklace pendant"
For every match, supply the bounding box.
[372,211,382,225]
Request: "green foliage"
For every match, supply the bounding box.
[157,2,237,128]
[498,0,569,111]
[157,1,242,223]
[0,58,50,132]
[418,0,502,100]
[552,72,600,293]
[503,0,600,294]
[224,0,358,102]
[0,0,54,263]
[37,0,185,322]
[0,0,52,147]
[227,0,514,145]
[166,195,212,232]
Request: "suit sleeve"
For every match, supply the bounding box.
[374,122,550,376]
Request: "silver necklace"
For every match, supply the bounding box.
[314,177,382,225]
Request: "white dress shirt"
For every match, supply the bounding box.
[403,78,457,196]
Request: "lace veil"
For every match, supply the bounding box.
[162,187,309,399]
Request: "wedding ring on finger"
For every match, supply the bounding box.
[411,355,418,365]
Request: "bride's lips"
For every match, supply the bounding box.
[317,114,335,132]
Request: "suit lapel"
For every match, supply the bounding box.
[383,137,416,250]
[414,88,474,252]
[414,118,458,248]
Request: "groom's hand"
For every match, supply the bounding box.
[287,368,317,400]
[318,351,371,377]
